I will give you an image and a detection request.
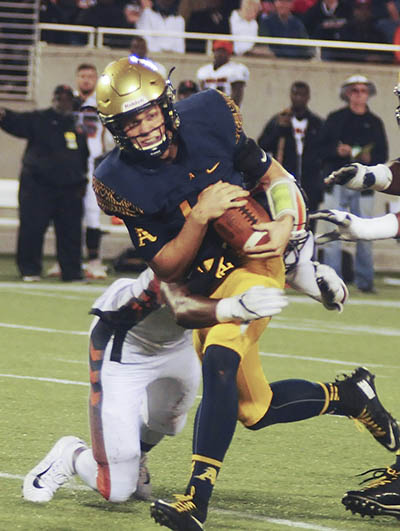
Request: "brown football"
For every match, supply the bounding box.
[213,196,271,252]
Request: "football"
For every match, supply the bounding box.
[213,196,271,252]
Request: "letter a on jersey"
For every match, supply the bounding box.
[135,228,157,247]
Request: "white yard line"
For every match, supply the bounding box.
[0,373,88,386]
[215,509,345,531]
[260,351,400,369]
[0,322,87,335]
[1,317,400,338]
[0,281,105,293]
[2,281,400,307]
[0,473,345,530]
[270,317,400,336]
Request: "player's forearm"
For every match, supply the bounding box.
[161,282,219,328]
[352,212,400,240]
[150,209,208,282]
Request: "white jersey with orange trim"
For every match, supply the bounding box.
[82,268,200,502]
[196,61,250,98]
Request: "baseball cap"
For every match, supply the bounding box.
[177,80,199,95]
[212,40,233,54]
[53,84,74,98]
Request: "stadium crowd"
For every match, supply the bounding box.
[39,0,400,63]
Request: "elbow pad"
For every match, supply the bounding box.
[235,138,271,189]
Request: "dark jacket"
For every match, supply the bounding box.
[318,106,389,192]
[258,13,314,59]
[258,109,324,206]
[304,0,352,40]
[0,107,88,187]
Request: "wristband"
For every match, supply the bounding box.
[358,213,399,239]
[266,178,297,221]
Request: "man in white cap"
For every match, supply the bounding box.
[317,74,388,293]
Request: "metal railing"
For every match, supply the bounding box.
[38,23,400,58]
[0,0,40,101]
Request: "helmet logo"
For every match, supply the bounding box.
[123,97,148,111]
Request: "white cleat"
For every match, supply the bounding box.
[84,260,108,280]
[23,436,87,503]
[134,453,152,501]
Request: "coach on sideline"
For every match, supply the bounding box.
[0,84,89,282]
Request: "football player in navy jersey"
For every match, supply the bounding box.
[92,57,399,530]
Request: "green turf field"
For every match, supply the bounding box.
[1,254,400,530]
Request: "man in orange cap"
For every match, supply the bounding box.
[196,40,249,107]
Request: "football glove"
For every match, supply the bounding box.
[324,162,392,191]
[216,286,288,323]
[313,262,348,312]
[311,209,400,243]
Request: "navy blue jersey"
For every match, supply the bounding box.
[94,89,271,288]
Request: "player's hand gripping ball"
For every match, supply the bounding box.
[213,196,271,252]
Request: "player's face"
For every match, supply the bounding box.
[76,68,98,96]
[122,104,166,151]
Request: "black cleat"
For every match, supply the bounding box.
[150,493,205,531]
[342,466,400,519]
[334,367,400,452]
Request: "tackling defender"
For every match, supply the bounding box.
[23,271,288,504]
[310,73,400,520]
[90,57,399,530]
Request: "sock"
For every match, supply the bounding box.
[248,379,328,430]
[86,227,102,260]
[140,441,156,453]
[186,345,240,519]
[322,380,365,417]
[75,448,98,490]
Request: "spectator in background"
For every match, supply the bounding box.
[229,0,261,56]
[48,63,110,280]
[129,35,167,77]
[303,0,352,60]
[176,79,199,100]
[39,0,82,44]
[196,39,249,107]
[258,0,314,59]
[318,75,388,293]
[186,0,230,53]
[259,0,276,20]
[76,0,135,47]
[74,64,110,279]
[0,85,88,282]
[137,0,185,53]
[336,0,393,63]
[258,81,324,232]
[375,0,400,43]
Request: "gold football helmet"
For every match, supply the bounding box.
[96,56,179,157]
